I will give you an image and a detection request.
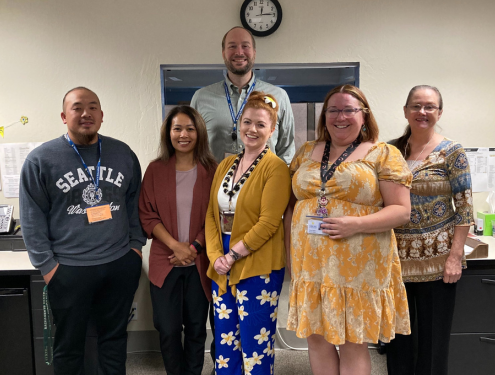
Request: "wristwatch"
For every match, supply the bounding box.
[191,240,203,254]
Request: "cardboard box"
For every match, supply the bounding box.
[477,211,495,236]
[465,236,489,259]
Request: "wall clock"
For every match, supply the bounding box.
[240,0,283,37]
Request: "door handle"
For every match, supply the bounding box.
[480,337,495,344]
[481,279,495,285]
[0,288,26,297]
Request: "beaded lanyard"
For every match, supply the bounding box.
[223,146,269,210]
[316,139,361,217]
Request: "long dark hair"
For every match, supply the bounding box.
[316,84,379,143]
[155,106,217,172]
[392,85,443,158]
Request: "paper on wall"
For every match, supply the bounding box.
[465,147,495,193]
[0,142,43,197]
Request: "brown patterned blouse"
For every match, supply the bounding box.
[394,138,473,283]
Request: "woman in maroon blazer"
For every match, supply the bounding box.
[139,106,217,375]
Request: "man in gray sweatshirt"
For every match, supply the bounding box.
[20,87,146,374]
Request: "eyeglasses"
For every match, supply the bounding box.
[407,104,440,113]
[325,108,366,119]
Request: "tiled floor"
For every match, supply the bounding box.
[126,349,388,374]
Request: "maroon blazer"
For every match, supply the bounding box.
[139,155,216,300]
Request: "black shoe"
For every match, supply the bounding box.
[377,340,387,355]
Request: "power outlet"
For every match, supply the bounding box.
[130,302,138,321]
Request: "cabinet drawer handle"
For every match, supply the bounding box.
[480,337,495,344]
[0,288,26,297]
[481,279,495,285]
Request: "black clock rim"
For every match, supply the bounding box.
[240,0,283,37]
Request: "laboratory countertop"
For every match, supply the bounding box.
[1,235,495,274]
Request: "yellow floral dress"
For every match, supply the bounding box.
[287,141,412,345]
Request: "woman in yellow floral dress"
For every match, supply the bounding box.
[285,85,412,375]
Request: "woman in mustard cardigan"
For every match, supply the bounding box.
[206,91,291,375]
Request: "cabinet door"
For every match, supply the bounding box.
[451,274,495,333]
[0,288,34,375]
[450,334,495,375]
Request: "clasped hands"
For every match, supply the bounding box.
[214,255,234,275]
[169,242,197,266]
[213,240,250,275]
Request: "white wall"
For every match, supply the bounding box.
[1,0,494,330]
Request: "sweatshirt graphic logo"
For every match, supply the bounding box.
[82,183,102,206]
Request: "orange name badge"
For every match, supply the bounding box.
[86,204,112,224]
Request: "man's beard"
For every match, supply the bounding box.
[224,56,254,76]
[74,131,99,145]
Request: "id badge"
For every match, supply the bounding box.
[220,211,235,233]
[306,215,326,235]
[86,202,112,224]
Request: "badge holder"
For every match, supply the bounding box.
[86,201,112,224]
[305,215,326,235]
[305,190,328,235]
[220,211,235,233]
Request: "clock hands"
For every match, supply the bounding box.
[255,6,275,16]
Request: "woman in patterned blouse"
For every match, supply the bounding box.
[387,85,473,375]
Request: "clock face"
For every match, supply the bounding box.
[241,0,282,37]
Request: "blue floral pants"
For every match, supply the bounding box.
[212,234,284,375]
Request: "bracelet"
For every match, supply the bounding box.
[242,240,253,252]
[229,249,242,261]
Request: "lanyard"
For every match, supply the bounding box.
[320,138,361,191]
[228,146,267,204]
[224,78,257,133]
[43,285,53,365]
[65,133,102,197]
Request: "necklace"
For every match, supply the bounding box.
[222,146,268,204]
[405,133,434,171]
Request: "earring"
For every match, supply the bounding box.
[362,124,367,132]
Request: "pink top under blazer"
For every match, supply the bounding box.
[139,155,216,300]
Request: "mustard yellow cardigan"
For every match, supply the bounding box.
[206,150,291,296]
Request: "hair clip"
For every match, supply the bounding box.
[264,96,276,109]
